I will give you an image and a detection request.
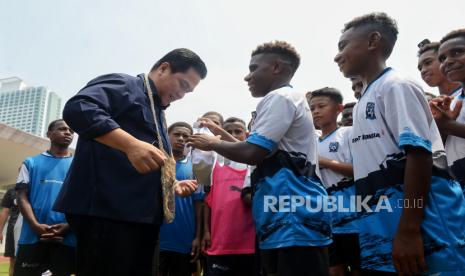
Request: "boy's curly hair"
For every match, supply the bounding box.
[440,29,465,44]
[251,40,300,74]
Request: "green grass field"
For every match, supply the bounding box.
[0,262,8,275]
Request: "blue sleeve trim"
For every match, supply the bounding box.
[246,132,277,152]
[399,131,432,152]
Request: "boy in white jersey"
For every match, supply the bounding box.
[189,41,331,276]
[310,87,359,276]
[432,29,465,188]
[334,13,465,275]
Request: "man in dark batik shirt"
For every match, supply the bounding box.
[54,48,207,275]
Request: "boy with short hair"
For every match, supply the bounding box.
[432,29,465,188]
[189,41,331,276]
[334,13,465,275]
[201,118,256,276]
[158,122,204,276]
[417,39,461,97]
[202,111,224,127]
[310,88,359,276]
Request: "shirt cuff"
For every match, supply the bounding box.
[399,131,432,153]
[246,132,277,152]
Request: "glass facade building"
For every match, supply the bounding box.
[0,77,62,137]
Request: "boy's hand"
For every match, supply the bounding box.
[201,231,211,252]
[430,98,462,134]
[175,180,198,197]
[32,223,53,236]
[50,223,70,237]
[392,227,427,275]
[187,134,221,151]
[242,193,252,206]
[125,140,167,174]
[191,237,201,263]
[198,118,223,136]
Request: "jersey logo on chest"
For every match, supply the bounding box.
[329,142,339,152]
[366,102,376,120]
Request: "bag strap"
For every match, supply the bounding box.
[143,74,171,156]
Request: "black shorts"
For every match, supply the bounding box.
[329,233,360,270]
[261,246,329,276]
[14,242,76,276]
[4,226,15,258]
[207,254,256,276]
[159,250,196,276]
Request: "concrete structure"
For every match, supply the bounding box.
[0,123,50,188]
[0,77,62,137]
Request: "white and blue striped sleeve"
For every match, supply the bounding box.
[246,93,296,152]
[381,81,433,153]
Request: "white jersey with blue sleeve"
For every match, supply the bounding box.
[351,68,465,273]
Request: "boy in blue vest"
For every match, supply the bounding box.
[158,122,204,276]
[15,119,76,276]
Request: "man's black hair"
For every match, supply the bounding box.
[251,41,301,74]
[440,29,465,45]
[417,39,440,57]
[223,117,247,129]
[310,87,344,104]
[343,12,399,59]
[168,122,193,135]
[343,102,356,109]
[48,119,65,132]
[202,111,224,125]
[151,48,207,79]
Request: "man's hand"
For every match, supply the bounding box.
[174,180,198,197]
[125,140,167,174]
[392,227,427,275]
[191,237,201,263]
[187,134,221,151]
[201,231,211,252]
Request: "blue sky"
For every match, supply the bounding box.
[2,0,464,125]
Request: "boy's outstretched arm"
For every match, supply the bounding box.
[392,146,431,275]
[187,135,269,165]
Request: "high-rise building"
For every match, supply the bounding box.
[0,77,62,137]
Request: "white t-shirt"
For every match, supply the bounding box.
[247,86,320,176]
[317,126,357,234]
[445,89,465,187]
[351,68,465,273]
[246,85,331,249]
[318,127,352,188]
[449,86,463,111]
